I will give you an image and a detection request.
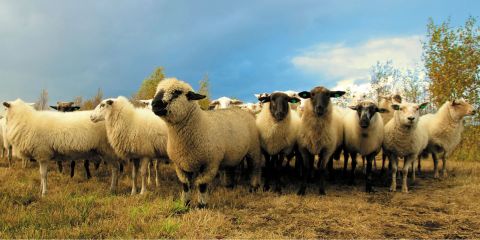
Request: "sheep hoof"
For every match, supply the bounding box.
[198,203,208,209]
[442,172,448,178]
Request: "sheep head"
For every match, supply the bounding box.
[298,86,345,117]
[391,101,428,128]
[152,78,205,124]
[90,98,116,123]
[448,99,476,121]
[258,92,300,121]
[349,100,388,129]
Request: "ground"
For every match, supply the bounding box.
[0,157,479,238]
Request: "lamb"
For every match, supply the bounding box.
[343,100,388,191]
[90,96,169,195]
[255,92,301,192]
[3,99,121,196]
[383,101,429,193]
[418,99,476,178]
[296,86,345,195]
[209,96,243,110]
[152,78,262,208]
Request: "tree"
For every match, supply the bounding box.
[34,89,49,110]
[134,67,165,100]
[369,60,402,101]
[81,88,103,110]
[197,73,211,110]
[423,17,480,108]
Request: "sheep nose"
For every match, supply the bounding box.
[407,117,415,121]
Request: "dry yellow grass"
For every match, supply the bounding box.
[1,157,479,238]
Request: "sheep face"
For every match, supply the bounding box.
[349,100,388,128]
[209,97,243,110]
[448,99,476,121]
[50,102,80,112]
[298,86,345,117]
[258,92,300,121]
[90,99,114,123]
[379,94,402,109]
[152,79,205,123]
[392,102,428,128]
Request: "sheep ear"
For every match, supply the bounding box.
[377,108,389,113]
[106,100,114,105]
[50,106,58,110]
[258,96,270,103]
[330,91,346,98]
[289,97,301,104]
[3,102,10,108]
[391,104,400,111]
[186,91,206,101]
[348,105,358,111]
[393,94,402,103]
[419,102,429,109]
[451,100,460,106]
[298,91,311,99]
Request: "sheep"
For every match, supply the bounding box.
[255,92,301,192]
[383,101,429,193]
[151,78,262,208]
[138,99,153,109]
[343,100,388,191]
[296,86,345,195]
[3,99,121,196]
[238,102,261,115]
[50,101,81,112]
[90,96,169,195]
[209,96,243,110]
[418,99,476,178]
[378,94,402,173]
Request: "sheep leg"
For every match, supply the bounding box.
[294,144,302,178]
[262,150,272,191]
[349,152,357,185]
[361,156,366,174]
[175,166,193,206]
[94,160,101,170]
[57,161,63,173]
[373,155,377,170]
[273,153,284,193]
[297,148,313,196]
[225,166,236,189]
[432,153,439,179]
[402,155,415,193]
[343,150,349,177]
[131,158,140,195]
[441,154,448,178]
[155,158,160,187]
[70,161,75,178]
[327,156,335,182]
[147,159,152,186]
[195,163,220,208]
[318,150,331,195]
[39,161,48,196]
[7,146,12,168]
[140,158,149,195]
[365,153,376,193]
[417,156,422,175]
[84,159,92,179]
[389,154,398,192]
[109,161,120,193]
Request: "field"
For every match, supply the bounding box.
[1,157,480,239]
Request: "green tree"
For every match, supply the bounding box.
[134,67,165,100]
[423,17,480,107]
[197,73,211,110]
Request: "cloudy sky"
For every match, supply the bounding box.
[0,0,477,105]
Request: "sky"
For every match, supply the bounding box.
[0,0,478,108]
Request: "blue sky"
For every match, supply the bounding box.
[0,0,478,106]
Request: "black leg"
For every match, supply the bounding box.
[343,150,349,177]
[262,150,272,191]
[225,167,236,189]
[297,149,312,196]
[365,154,376,192]
[198,183,208,209]
[70,161,75,178]
[84,159,92,179]
[57,161,63,173]
[349,152,357,185]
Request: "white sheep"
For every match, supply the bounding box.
[418,99,476,178]
[255,92,301,192]
[296,86,345,195]
[3,99,122,196]
[209,96,243,110]
[90,96,169,195]
[378,94,402,172]
[383,101,429,193]
[152,78,262,208]
[343,100,388,191]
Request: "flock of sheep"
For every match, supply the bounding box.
[0,78,476,208]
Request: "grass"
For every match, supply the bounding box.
[1,156,480,238]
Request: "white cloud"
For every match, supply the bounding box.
[291,35,423,92]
